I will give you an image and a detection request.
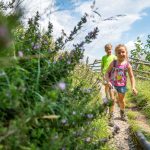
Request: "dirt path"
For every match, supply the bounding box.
[108,104,138,150]
[100,85,138,150]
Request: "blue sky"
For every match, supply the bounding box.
[125,8,150,40]
[22,0,150,63]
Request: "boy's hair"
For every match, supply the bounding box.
[115,44,128,60]
[104,43,112,50]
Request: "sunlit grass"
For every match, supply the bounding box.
[127,79,150,141]
[127,79,150,118]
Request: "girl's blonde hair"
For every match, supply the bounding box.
[115,44,128,60]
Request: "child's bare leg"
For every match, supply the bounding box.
[118,93,127,121]
[105,84,109,98]
[118,93,125,110]
[115,92,119,106]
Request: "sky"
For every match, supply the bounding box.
[21,0,150,63]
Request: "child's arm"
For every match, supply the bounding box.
[127,64,138,95]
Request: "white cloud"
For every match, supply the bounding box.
[22,0,150,63]
[125,41,136,54]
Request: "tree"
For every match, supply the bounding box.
[131,36,150,61]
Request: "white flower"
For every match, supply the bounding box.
[85,137,91,142]
[72,111,76,115]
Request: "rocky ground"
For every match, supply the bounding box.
[108,104,139,150]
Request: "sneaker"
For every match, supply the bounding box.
[108,113,114,127]
[120,110,127,121]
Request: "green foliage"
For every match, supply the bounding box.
[0,7,111,149]
[127,80,150,142]
[127,80,150,118]
[145,35,150,61]
[131,36,150,61]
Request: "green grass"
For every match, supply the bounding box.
[127,79,150,141]
[127,79,150,119]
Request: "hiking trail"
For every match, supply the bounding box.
[100,85,139,150]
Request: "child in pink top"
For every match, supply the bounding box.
[105,44,138,125]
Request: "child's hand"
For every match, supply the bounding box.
[107,82,112,88]
[132,88,138,95]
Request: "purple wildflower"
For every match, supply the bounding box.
[61,119,67,124]
[33,43,41,50]
[0,26,7,37]
[18,51,24,57]
[67,61,71,64]
[57,82,66,90]
[87,114,94,119]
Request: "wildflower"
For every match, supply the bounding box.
[0,26,7,37]
[72,111,76,115]
[18,51,24,57]
[57,82,66,90]
[31,42,34,47]
[43,40,48,44]
[86,114,94,119]
[102,97,108,105]
[53,135,59,139]
[61,119,67,124]
[33,43,41,50]
[85,137,91,142]
[67,61,71,64]
[58,55,63,60]
[53,61,56,64]
[87,88,92,93]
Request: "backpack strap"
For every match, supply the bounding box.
[113,60,117,68]
[124,61,130,70]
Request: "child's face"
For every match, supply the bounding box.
[105,47,112,55]
[116,47,127,60]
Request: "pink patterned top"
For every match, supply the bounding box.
[110,60,129,86]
